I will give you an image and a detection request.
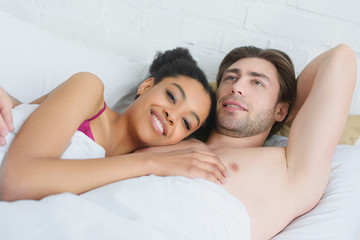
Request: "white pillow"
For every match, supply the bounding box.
[0,11,148,109]
[266,135,360,239]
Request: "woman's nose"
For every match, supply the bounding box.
[164,109,174,126]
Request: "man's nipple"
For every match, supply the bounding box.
[230,162,239,173]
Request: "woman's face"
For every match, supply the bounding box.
[128,76,211,147]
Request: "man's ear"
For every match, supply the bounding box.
[137,77,155,95]
[274,102,289,122]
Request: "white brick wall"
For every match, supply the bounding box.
[0,0,360,114]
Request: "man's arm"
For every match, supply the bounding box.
[286,45,356,208]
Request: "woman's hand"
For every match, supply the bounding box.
[0,87,15,145]
[139,139,229,184]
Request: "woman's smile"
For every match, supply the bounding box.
[150,109,168,136]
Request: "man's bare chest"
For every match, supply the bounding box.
[215,146,296,239]
[215,146,289,202]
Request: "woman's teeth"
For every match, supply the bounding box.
[153,114,164,134]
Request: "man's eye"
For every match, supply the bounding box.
[166,90,176,103]
[225,76,237,81]
[253,80,263,87]
[183,119,191,130]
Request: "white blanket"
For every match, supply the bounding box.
[0,104,250,240]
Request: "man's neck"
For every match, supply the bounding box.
[206,129,268,150]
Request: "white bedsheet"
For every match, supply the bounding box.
[0,176,250,240]
[0,104,250,240]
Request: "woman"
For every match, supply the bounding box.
[0,47,227,201]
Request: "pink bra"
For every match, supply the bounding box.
[77,103,106,141]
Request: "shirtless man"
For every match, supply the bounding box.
[207,44,356,238]
[0,44,356,239]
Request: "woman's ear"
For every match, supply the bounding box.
[274,102,289,122]
[137,77,155,95]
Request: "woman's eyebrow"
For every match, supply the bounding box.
[191,111,200,127]
[172,83,185,99]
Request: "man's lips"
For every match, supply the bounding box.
[150,110,167,136]
[222,100,248,111]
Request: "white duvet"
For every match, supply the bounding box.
[0,104,250,240]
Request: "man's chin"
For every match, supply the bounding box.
[215,124,243,138]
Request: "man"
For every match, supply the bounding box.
[207,44,356,238]
[0,44,356,239]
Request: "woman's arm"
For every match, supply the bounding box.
[0,72,227,201]
[0,72,107,200]
[0,85,48,146]
[286,44,356,206]
[0,81,62,146]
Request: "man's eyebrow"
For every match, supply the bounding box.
[224,68,240,75]
[172,83,185,99]
[249,71,270,83]
[224,68,271,84]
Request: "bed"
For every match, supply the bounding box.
[0,11,360,239]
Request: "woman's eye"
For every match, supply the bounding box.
[183,119,191,130]
[166,90,176,103]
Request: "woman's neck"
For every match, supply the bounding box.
[106,109,142,156]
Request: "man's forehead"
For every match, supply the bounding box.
[227,58,277,77]
[228,57,274,69]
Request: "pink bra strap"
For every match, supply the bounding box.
[88,102,107,121]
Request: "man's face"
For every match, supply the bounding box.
[215,57,282,138]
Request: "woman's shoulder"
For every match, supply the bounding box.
[64,72,106,116]
[69,72,105,92]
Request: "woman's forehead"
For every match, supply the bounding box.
[160,76,207,92]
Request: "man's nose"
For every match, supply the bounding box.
[231,79,245,96]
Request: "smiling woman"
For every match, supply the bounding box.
[0,48,227,201]
[116,47,215,151]
[127,76,211,147]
